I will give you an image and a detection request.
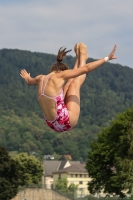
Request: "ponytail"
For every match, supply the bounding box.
[50,47,72,72]
[57,47,72,62]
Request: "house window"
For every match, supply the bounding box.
[80,174,82,177]
[79,188,83,191]
[84,174,87,178]
[79,181,83,184]
[71,174,73,177]
[58,174,61,179]
[75,174,78,177]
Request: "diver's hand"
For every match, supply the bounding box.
[20,69,30,80]
[108,45,117,60]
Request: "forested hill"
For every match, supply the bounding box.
[0,48,133,160]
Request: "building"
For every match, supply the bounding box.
[44,155,54,160]
[42,160,80,189]
[53,163,90,197]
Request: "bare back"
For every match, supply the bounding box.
[37,72,65,121]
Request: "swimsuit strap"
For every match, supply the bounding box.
[42,74,52,94]
[40,75,45,94]
[38,74,55,100]
[38,73,63,100]
[38,75,45,99]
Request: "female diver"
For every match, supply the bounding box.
[20,43,117,132]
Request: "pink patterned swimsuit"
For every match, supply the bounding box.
[38,75,72,132]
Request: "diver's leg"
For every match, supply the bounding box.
[65,43,88,127]
[63,43,80,97]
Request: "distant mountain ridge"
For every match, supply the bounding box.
[0,48,133,160]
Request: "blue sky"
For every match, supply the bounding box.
[0,0,133,68]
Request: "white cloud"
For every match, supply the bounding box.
[0,0,133,68]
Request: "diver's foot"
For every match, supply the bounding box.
[74,43,80,58]
[79,42,89,61]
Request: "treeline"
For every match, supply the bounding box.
[0,48,133,160]
[86,106,133,197]
[0,146,43,200]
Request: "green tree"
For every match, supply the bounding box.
[14,152,43,185]
[0,146,20,200]
[55,178,68,192]
[86,107,133,197]
[55,178,78,193]
[68,183,78,192]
